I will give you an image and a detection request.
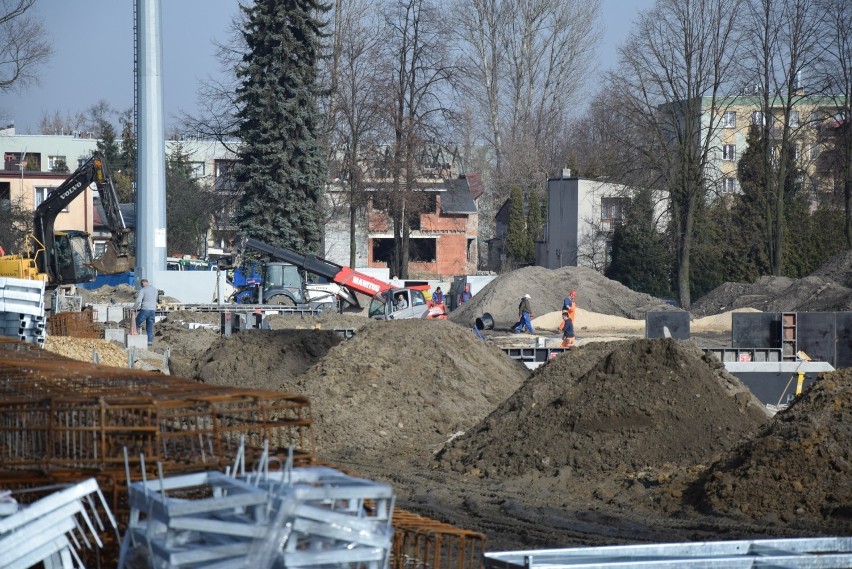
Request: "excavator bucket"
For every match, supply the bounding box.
[90,243,135,274]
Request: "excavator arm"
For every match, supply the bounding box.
[33,153,134,283]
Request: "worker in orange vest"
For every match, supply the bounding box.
[559,289,577,348]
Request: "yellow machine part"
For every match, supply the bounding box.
[0,254,48,282]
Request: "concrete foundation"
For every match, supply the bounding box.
[104,328,126,343]
[126,334,149,349]
[106,306,125,323]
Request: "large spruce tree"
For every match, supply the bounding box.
[234,0,328,252]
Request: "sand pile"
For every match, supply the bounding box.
[691,276,852,317]
[691,308,762,332]
[437,339,769,480]
[44,336,129,368]
[533,307,644,332]
[450,266,675,328]
[281,319,529,458]
[191,329,342,389]
[695,370,852,527]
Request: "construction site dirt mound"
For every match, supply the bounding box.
[691,276,852,317]
[266,312,370,331]
[811,248,852,288]
[191,329,342,390]
[693,370,852,529]
[437,339,769,482]
[80,284,138,304]
[533,307,644,332]
[280,319,529,459]
[450,265,676,328]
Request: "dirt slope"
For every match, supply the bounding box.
[450,265,676,328]
[279,319,529,458]
[811,248,852,288]
[691,276,852,317]
[192,329,342,389]
[437,339,769,480]
[694,369,852,529]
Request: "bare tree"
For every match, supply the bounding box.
[332,0,383,267]
[611,0,743,308]
[0,0,51,93]
[815,0,852,245]
[744,0,825,275]
[38,109,86,135]
[377,0,454,278]
[453,0,600,193]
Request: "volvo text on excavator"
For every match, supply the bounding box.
[0,153,134,286]
[229,237,447,320]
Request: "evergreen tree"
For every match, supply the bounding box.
[233,0,328,253]
[50,158,69,173]
[527,190,544,245]
[506,186,532,266]
[166,145,215,256]
[606,189,672,297]
[95,122,121,168]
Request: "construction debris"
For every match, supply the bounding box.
[47,310,101,338]
[0,478,118,569]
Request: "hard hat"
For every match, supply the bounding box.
[524,294,530,299]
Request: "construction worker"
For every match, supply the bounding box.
[512,294,534,334]
[459,284,472,304]
[432,287,444,304]
[560,289,577,348]
[133,279,158,347]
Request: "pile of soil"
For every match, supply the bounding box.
[279,319,529,458]
[437,339,769,481]
[811,249,852,288]
[156,316,221,377]
[450,266,676,328]
[691,276,852,317]
[191,329,342,390]
[694,370,852,528]
[533,307,644,332]
[80,284,138,304]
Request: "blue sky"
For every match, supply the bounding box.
[0,0,653,134]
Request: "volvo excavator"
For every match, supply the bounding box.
[0,153,134,286]
[229,237,447,320]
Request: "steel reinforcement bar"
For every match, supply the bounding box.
[0,337,485,569]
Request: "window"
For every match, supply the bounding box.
[35,186,69,212]
[792,144,800,161]
[78,158,87,168]
[601,197,628,228]
[809,143,820,160]
[751,111,772,126]
[48,155,67,171]
[789,110,799,128]
[722,111,737,128]
[722,177,736,194]
[188,161,205,177]
[723,144,736,161]
[0,182,10,211]
[4,152,23,171]
[214,160,238,191]
[94,242,106,257]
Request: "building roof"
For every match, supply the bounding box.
[441,177,477,214]
[463,172,484,200]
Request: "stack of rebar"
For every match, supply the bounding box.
[46,309,101,338]
[0,337,485,569]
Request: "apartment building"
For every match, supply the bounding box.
[700,95,847,197]
[0,129,238,254]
